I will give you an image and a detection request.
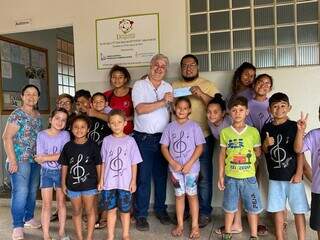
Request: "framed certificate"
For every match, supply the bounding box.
[96,13,160,69]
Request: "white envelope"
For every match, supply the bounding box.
[173,87,192,97]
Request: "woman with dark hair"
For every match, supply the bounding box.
[3,84,42,240]
[104,65,134,135]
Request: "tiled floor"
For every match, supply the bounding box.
[0,199,318,240]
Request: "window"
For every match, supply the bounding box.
[188,0,319,71]
[57,38,75,95]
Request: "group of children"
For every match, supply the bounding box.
[33,63,320,240]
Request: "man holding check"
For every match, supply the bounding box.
[172,54,219,228]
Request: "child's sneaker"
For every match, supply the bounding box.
[249,236,258,240]
[222,233,232,240]
[24,218,41,229]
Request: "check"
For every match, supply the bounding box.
[173,87,192,98]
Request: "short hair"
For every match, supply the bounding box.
[70,114,91,130]
[208,93,226,112]
[109,65,131,83]
[150,53,169,67]
[180,54,199,67]
[108,109,126,121]
[254,74,273,88]
[91,92,107,102]
[228,96,248,109]
[269,92,290,106]
[174,96,192,108]
[21,84,40,96]
[56,93,74,104]
[74,89,91,102]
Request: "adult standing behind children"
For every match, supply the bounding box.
[172,54,219,228]
[3,84,42,240]
[104,65,134,135]
[132,53,173,231]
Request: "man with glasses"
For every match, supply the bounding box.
[172,54,219,228]
[132,54,173,231]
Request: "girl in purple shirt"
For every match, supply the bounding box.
[161,97,205,239]
[35,108,70,240]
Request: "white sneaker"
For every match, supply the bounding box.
[12,227,24,240]
[24,218,41,229]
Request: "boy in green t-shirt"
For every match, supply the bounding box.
[218,96,262,240]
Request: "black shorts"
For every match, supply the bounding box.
[310,192,320,231]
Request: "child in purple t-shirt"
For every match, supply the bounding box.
[35,108,70,240]
[160,97,205,239]
[246,74,273,132]
[99,109,142,240]
[295,109,320,239]
[207,93,232,141]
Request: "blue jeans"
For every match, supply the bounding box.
[133,131,168,218]
[198,135,214,216]
[7,161,40,228]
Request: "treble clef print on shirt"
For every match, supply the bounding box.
[110,147,124,177]
[70,154,90,184]
[88,122,103,144]
[47,146,59,168]
[173,131,187,158]
[270,134,287,168]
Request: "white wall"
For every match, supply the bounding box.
[0,0,319,206]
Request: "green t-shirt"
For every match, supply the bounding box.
[220,125,261,179]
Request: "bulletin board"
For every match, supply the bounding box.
[0,35,50,114]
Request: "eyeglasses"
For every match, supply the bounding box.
[181,63,197,69]
[58,100,72,106]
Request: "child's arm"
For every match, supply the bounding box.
[291,152,304,183]
[254,146,261,158]
[98,163,105,191]
[129,164,138,193]
[262,132,274,153]
[161,144,183,172]
[35,153,61,164]
[87,108,109,122]
[294,112,308,153]
[182,144,203,174]
[61,165,68,195]
[218,146,227,191]
[96,164,101,189]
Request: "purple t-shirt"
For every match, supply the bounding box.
[208,115,232,140]
[101,135,142,191]
[246,98,272,132]
[160,120,206,174]
[302,128,320,194]
[37,130,70,169]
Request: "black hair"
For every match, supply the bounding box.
[108,109,126,121]
[174,96,192,108]
[207,93,227,112]
[70,114,91,130]
[180,54,199,67]
[91,92,107,102]
[109,65,131,84]
[228,96,248,109]
[269,92,290,106]
[74,89,91,102]
[21,84,40,96]
[254,74,273,88]
[231,62,256,94]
